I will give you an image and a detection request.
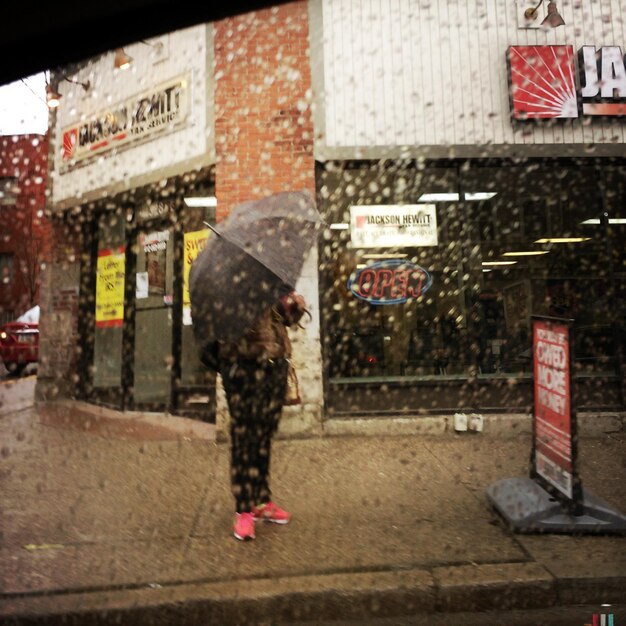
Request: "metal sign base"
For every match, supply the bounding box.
[486,477,626,534]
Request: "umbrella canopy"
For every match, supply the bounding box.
[189,190,323,361]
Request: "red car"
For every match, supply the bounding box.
[0,305,39,376]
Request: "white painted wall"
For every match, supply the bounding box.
[316,0,626,149]
[51,24,212,203]
[286,248,324,434]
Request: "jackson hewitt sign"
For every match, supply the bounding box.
[59,74,191,168]
[350,205,438,248]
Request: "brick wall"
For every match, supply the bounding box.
[214,1,315,221]
[213,3,324,436]
[0,134,50,321]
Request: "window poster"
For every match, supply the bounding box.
[95,247,125,328]
[147,249,166,295]
[503,280,531,334]
[136,272,149,300]
[142,230,169,296]
[183,229,210,325]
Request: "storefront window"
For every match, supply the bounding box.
[321,164,459,379]
[92,210,126,391]
[81,178,218,414]
[133,207,176,405]
[180,200,215,387]
[319,160,625,413]
[460,165,619,384]
[176,189,218,420]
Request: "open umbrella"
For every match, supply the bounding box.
[189,190,323,367]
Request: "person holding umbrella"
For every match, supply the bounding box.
[218,289,308,540]
[189,190,323,541]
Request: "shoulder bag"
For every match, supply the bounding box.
[284,360,302,405]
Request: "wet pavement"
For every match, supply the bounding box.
[0,397,625,624]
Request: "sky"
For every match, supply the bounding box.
[0,72,49,136]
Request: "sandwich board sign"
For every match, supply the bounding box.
[486,315,626,534]
[530,316,582,512]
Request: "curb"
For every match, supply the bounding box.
[38,400,217,442]
[3,563,625,625]
[31,401,625,442]
[432,562,554,612]
[322,411,624,439]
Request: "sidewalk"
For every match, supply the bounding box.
[1,400,625,625]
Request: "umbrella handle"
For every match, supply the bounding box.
[203,221,221,236]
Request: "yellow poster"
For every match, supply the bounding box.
[183,229,210,325]
[96,247,125,327]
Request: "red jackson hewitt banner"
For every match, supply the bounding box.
[532,318,577,499]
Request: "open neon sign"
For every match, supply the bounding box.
[347,259,432,305]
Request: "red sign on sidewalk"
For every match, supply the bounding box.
[532,317,581,505]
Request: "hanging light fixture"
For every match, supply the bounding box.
[542,1,566,27]
[141,39,164,53]
[523,0,565,28]
[45,83,61,108]
[45,75,91,109]
[139,38,167,63]
[114,48,133,70]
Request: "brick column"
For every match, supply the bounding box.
[214,1,315,220]
[36,216,81,401]
[213,2,323,437]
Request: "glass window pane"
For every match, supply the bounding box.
[181,203,215,386]
[461,165,614,378]
[321,163,462,381]
[92,211,125,389]
[320,160,624,412]
[133,224,174,404]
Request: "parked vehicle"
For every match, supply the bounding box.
[0,305,39,376]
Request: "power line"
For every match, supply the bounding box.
[19,77,47,106]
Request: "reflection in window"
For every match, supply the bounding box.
[181,199,216,387]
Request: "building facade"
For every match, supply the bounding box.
[0,134,50,324]
[38,0,625,432]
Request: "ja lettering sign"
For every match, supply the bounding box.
[508,45,626,119]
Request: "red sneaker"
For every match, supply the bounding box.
[252,502,291,525]
[233,512,256,541]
